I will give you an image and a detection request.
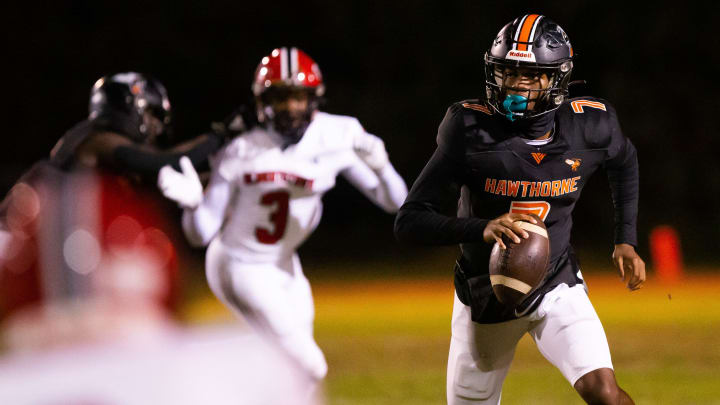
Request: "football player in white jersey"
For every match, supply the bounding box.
[158,47,408,383]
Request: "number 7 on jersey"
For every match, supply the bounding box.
[509,201,550,222]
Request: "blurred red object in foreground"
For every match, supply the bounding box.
[649,225,683,283]
[0,165,180,331]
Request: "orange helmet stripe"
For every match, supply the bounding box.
[516,14,540,51]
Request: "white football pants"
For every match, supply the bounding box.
[447,283,613,404]
[205,239,328,381]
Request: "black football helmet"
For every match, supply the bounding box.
[485,15,574,121]
[88,72,172,143]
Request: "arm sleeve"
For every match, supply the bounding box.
[340,159,408,213]
[394,105,489,245]
[113,133,224,177]
[181,164,233,247]
[604,106,639,247]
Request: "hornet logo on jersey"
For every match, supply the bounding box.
[565,158,582,171]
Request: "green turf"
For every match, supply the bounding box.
[320,335,447,404]
[311,270,720,405]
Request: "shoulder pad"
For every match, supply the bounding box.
[223,129,272,159]
[558,97,618,148]
[437,100,507,154]
[214,134,252,181]
[48,120,98,169]
[563,97,610,115]
[313,112,363,132]
[455,99,508,145]
[309,112,362,150]
[443,100,495,132]
[460,101,493,116]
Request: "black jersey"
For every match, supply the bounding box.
[395,97,639,323]
[49,120,95,170]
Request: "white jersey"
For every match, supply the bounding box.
[173,112,407,381]
[183,112,407,263]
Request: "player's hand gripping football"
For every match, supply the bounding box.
[157,156,203,210]
[353,132,389,171]
[612,243,646,291]
[483,213,538,249]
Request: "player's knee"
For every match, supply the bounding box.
[289,336,327,381]
[305,348,327,381]
[448,353,503,404]
[574,368,622,404]
[282,346,327,381]
[310,357,328,381]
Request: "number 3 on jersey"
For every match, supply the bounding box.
[256,191,290,244]
[510,201,550,222]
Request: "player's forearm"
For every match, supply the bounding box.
[394,203,488,245]
[607,149,639,247]
[168,132,218,152]
[168,133,224,167]
[177,168,232,247]
[394,146,484,245]
[181,206,222,247]
[113,133,223,177]
[370,163,408,213]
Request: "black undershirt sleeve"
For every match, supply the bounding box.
[604,107,639,247]
[394,105,489,245]
[113,132,224,177]
[394,148,489,245]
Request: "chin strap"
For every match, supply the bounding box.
[502,94,528,122]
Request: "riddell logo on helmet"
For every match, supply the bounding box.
[506,50,536,62]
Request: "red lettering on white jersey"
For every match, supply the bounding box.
[244,172,314,190]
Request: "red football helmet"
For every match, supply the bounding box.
[251,47,325,97]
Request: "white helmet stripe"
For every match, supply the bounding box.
[280,47,289,80]
[512,15,528,50]
[527,15,543,52]
[290,47,299,82]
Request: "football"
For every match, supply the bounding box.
[488,214,550,307]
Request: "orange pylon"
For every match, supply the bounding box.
[649,225,683,283]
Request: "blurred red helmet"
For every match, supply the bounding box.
[251,47,325,97]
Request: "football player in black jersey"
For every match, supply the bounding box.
[50,71,225,177]
[0,72,226,200]
[0,72,227,325]
[395,15,645,404]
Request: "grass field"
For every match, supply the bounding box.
[185,263,720,404]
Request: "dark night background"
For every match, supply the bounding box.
[4,1,718,271]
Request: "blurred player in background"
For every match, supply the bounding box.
[158,47,408,387]
[0,72,225,343]
[53,71,225,177]
[0,72,317,404]
[395,15,645,404]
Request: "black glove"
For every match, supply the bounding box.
[211,102,259,138]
